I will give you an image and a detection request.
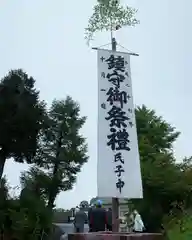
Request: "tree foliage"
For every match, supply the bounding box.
[20,166,52,203]
[0,68,88,238]
[0,177,49,240]
[0,195,52,240]
[21,96,88,209]
[136,105,180,154]
[130,105,192,232]
[85,0,139,44]
[0,69,47,179]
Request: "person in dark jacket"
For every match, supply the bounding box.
[89,200,107,232]
[88,204,94,232]
[106,208,112,231]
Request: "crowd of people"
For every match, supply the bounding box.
[73,200,145,233]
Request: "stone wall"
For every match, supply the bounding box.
[68,233,164,240]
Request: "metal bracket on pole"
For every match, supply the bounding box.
[112,37,117,51]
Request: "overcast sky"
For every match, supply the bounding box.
[1,0,191,209]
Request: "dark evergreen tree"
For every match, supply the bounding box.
[21,96,88,209]
[0,69,47,179]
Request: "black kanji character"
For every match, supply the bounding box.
[107,128,130,151]
[115,165,125,177]
[125,71,129,77]
[116,178,125,193]
[100,56,105,62]
[114,152,124,164]
[106,87,127,108]
[105,106,129,128]
[101,72,105,78]
[129,121,134,127]
[101,103,106,109]
[105,55,125,72]
[106,70,125,88]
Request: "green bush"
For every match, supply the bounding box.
[0,182,52,240]
[167,214,192,240]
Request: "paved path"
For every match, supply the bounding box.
[54,223,89,234]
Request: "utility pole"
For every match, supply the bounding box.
[111,36,119,233]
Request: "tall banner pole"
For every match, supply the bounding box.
[111,37,119,232]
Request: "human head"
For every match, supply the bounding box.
[81,204,85,209]
[108,207,112,211]
[95,199,103,208]
[133,209,138,216]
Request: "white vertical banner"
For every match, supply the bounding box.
[97,49,143,199]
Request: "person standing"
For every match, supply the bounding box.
[124,211,134,232]
[88,204,94,232]
[89,200,107,232]
[133,210,145,233]
[74,204,88,233]
[106,208,112,231]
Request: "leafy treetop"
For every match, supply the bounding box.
[0,69,47,179]
[85,0,139,44]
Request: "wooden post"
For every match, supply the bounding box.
[112,197,119,232]
[111,37,119,232]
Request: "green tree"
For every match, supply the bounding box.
[177,157,192,208]
[4,195,52,240]
[21,97,88,209]
[0,69,47,179]
[0,177,52,240]
[0,176,9,235]
[131,105,190,232]
[85,0,139,44]
[136,105,180,154]
[20,166,52,203]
